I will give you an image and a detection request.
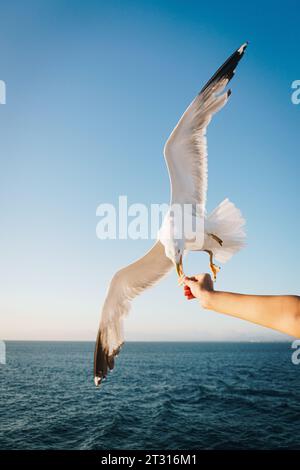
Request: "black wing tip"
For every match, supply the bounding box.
[94,338,124,388]
[200,41,248,94]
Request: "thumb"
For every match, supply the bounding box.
[184,277,197,288]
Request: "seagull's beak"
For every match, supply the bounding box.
[175,255,183,277]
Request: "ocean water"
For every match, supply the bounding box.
[0,341,299,450]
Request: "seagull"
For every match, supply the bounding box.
[94,43,247,386]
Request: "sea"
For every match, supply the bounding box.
[0,341,299,450]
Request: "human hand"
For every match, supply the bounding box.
[183,273,214,308]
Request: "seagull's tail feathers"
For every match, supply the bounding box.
[204,198,246,263]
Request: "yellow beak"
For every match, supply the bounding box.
[175,255,184,277]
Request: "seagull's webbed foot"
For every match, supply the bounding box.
[205,250,220,282]
[210,261,220,282]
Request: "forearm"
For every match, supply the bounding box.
[203,291,300,337]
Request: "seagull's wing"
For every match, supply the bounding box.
[94,241,173,386]
[164,43,247,212]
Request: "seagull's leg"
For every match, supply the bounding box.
[204,249,220,282]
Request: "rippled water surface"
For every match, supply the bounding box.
[1,342,299,449]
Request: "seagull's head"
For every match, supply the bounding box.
[164,239,184,278]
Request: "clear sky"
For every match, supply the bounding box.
[0,0,299,341]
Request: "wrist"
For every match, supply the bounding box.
[199,290,214,309]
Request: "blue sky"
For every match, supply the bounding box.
[0,0,299,341]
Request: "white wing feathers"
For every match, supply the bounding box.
[164,42,248,211]
[164,81,229,209]
[94,241,172,385]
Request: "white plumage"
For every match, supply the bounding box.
[94,43,247,386]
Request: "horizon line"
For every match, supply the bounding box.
[3,339,292,344]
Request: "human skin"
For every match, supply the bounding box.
[183,274,300,338]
